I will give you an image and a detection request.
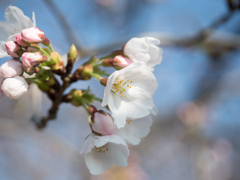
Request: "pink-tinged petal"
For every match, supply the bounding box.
[0,59,23,78]
[92,111,115,135]
[5,41,22,58]
[21,27,45,43]
[113,55,133,70]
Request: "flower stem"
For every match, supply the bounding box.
[90,73,102,81]
[48,44,54,52]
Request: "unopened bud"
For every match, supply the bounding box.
[16,34,29,47]
[0,59,23,78]
[113,55,133,70]
[91,110,115,135]
[101,58,113,67]
[50,52,64,71]
[70,89,83,106]
[5,41,23,58]
[22,52,48,73]
[21,27,45,43]
[1,76,28,99]
[100,77,107,86]
[66,44,78,74]
[82,64,93,77]
[42,37,50,46]
[68,44,78,59]
[87,105,97,115]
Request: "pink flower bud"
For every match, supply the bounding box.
[5,41,23,58]
[113,55,133,70]
[42,37,51,46]
[1,76,28,100]
[22,52,48,72]
[21,27,45,43]
[16,34,29,47]
[0,59,23,78]
[91,110,115,135]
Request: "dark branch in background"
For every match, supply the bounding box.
[79,9,237,58]
[43,0,82,51]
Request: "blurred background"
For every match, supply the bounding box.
[0,0,240,179]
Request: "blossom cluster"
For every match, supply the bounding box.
[0,6,163,175]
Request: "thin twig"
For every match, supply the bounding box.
[43,0,82,50]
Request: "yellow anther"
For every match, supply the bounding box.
[130,81,132,83]
[18,29,20,31]
[125,95,127,97]
[121,95,123,97]
[130,86,131,88]
[127,80,129,81]
[127,85,129,87]
[106,148,108,151]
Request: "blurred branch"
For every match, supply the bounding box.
[43,0,82,50]
[79,10,238,59]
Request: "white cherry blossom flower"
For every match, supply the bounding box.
[80,133,129,175]
[114,115,153,145]
[0,6,36,57]
[102,62,158,128]
[123,37,163,69]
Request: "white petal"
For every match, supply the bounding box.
[109,92,127,128]
[122,87,153,118]
[114,115,153,145]
[80,134,107,154]
[7,33,19,41]
[83,134,129,175]
[107,143,129,167]
[0,44,9,58]
[126,64,158,94]
[5,6,33,30]
[85,148,112,175]
[150,105,158,115]
[32,12,36,27]
[0,21,12,41]
[124,38,150,63]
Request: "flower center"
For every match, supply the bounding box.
[94,144,109,153]
[12,29,21,35]
[126,119,132,124]
[111,79,133,97]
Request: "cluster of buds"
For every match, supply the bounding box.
[0,25,64,101]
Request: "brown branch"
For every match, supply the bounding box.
[36,76,71,129]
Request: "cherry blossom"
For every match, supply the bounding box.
[81,133,129,175]
[123,37,163,69]
[102,62,158,128]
